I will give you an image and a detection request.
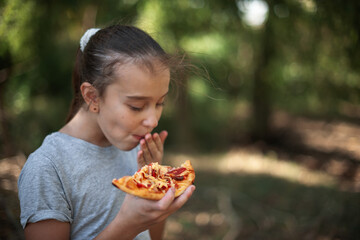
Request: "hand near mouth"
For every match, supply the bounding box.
[137,130,168,169]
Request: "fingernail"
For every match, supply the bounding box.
[146,134,151,140]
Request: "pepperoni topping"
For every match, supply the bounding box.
[167,167,186,175]
[136,182,148,188]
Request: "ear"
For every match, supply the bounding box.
[80,82,99,113]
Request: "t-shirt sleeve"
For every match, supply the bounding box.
[18,152,73,228]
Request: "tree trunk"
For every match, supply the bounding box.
[251,1,275,141]
[0,52,15,157]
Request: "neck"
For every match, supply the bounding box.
[59,108,111,147]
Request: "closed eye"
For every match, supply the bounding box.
[128,105,144,112]
[156,102,165,107]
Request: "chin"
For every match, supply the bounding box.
[115,142,139,152]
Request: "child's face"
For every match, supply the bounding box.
[97,61,170,151]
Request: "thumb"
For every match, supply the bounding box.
[159,130,168,144]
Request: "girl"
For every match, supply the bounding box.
[18,25,195,240]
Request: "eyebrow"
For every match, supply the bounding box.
[126,92,168,100]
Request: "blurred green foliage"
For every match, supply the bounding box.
[1,2,360,239]
[0,0,360,156]
[171,170,360,240]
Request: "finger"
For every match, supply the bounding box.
[145,133,159,158]
[137,150,146,168]
[140,139,152,163]
[157,187,176,211]
[169,185,196,211]
[153,133,163,153]
[159,130,168,144]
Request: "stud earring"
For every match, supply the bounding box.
[93,107,98,112]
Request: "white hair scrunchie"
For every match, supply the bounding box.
[80,28,100,52]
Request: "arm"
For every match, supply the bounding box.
[95,185,195,240]
[23,186,195,240]
[149,220,166,240]
[24,220,70,240]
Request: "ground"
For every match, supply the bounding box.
[1,112,359,240]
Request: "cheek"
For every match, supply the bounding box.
[99,106,130,131]
[115,111,140,130]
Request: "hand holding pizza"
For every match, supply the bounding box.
[111,160,196,238]
[111,184,195,238]
[96,184,195,240]
[137,130,168,168]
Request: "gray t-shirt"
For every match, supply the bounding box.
[18,132,150,240]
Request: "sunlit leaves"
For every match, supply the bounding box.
[180,33,227,56]
[0,0,36,60]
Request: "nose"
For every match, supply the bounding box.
[142,111,159,129]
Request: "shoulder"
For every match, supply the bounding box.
[18,132,69,184]
[18,134,74,229]
[23,131,89,166]
[23,133,58,166]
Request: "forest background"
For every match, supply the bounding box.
[0,0,359,239]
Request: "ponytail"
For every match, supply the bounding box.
[65,48,83,123]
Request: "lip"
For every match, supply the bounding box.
[132,134,145,141]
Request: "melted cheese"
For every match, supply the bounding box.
[134,162,176,193]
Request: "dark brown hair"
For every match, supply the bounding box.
[66,25,178,122]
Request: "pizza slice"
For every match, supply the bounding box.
[112,160,195,200]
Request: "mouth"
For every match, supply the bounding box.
[132,134,145,141]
